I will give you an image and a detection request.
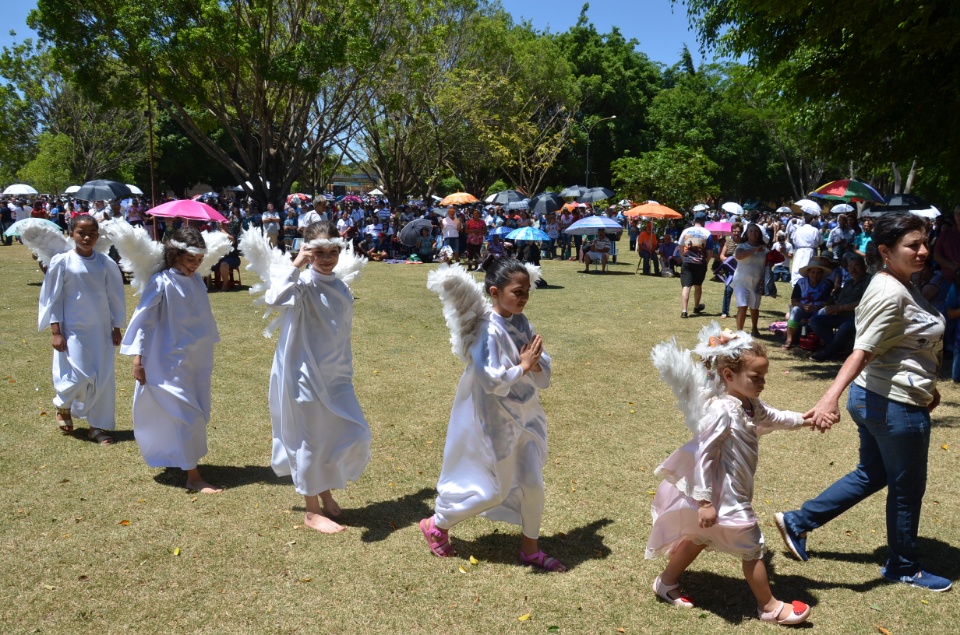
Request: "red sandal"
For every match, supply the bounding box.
[420,516,455,557]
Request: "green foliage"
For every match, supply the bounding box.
[485,179,509,195]
[17,133,77,195]
[435,176,465,196]
[0,84,36,183]
[684,0,960,199]
[611,146,718,210]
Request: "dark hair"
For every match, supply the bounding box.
[164,226,206,269]
[483,257,529,294]
[69,214,98,233]
[864,213,928,268]
[303,220,336,242]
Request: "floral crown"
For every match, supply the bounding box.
[692,321,755,362]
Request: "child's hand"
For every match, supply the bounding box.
[112,327,122,347]
[292,249,310,269]
[698,503,717,528]
[519,335,543,373]
[51,334,67,352]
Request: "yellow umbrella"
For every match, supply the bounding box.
[439,192,479,206]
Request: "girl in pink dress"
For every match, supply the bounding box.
[646,325,817,626]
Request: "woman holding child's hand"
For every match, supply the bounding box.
[775,213,952,592]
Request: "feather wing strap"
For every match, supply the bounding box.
[426,263,491,363]
[98,219,164,293]
[650,338,722,435]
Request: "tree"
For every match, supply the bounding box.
[17,133,77,194]
[0,84,36,184]
[683,0,960,198]
[32,0,419,207]
[611,146,718,210]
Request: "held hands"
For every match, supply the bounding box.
[519,335,544,373]
[802,397,841,433]
[697,502,717,529]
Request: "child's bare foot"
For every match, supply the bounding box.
[185,468,223,494]
[305,511,345,533]
[319,490,342,517]
[56,407,73,434]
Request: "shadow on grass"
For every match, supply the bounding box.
[797,537,960,580]
[581,270,634,276]
[322,487,436,543]
[61,427,136,444]
[152,464,287,490]
[445,517,614,573]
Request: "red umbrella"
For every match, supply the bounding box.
[147,199,227,222]
[287,193,311,204]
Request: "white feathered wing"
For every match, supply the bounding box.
[238,228,293,338]
[650,337,723,435]
[333,240,368,289]
[426,263,491,363]
[18,220,73,267]
[97,219,164,293]
[201,229,235,266]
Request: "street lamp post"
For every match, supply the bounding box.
[581,115,616,188]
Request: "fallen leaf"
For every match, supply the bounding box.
[548,627,560,633]
[59,478,70,484]
[300,577,312,583]
[942,444,949,450]
[629,410,636,414]
[921,599,929,605]
[173,547,181,556]
[517,613,531,622]
[43,584,55,591]
[616,629,626,633]
[869,605,881,611]
[877,628,891,635]
[118,519,130,526]
[40,412,47,416]
[78,575,89,582]
[458,565,468,574]
[469,555,479,565]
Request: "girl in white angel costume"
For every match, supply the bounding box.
[106,222,233,493]
[647,324,816,625]
[420,258,566,572]
[32,215,125,444]
[239,220,370,534]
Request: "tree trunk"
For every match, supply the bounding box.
[904,159,917,194]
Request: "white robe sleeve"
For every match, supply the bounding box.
[475,326,525,398]
[38,253,67,331]
[120,274,163,357]
[263,263,300,309]
[104,256,126,328]
[691,401,732,503]
[752,399,804,436]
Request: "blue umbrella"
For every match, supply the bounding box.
[4,218,62,237]
[563,216,623,235]
[487,226,513,238]
[506,227,550,241]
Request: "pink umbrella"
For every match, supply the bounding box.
[147,199,227,222]
[705,221,732,236]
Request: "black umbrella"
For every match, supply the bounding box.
[884,193,930,210]
[399,218,435,247]
[560,185,587,198]
[577,187,614,204]
[488,189,525,205]
[528,192,564,216]
[74,179,133,202]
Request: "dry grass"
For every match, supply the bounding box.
[1,245,958,634]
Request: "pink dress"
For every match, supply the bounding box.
[645,395,803,561]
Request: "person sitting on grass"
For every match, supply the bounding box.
[809,253,872,361]
[581,228,611,273]
[782,256,833,350]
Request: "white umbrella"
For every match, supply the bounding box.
[721,201,745,216]
[367,188,384,196]
[830,203,854,214]
[692,203,710,212]
[775,206,792,215]
[64,185,81,195]
[564,216,623,235]
[909,206,941,219]
[126,184,144,196]
[3,183,38,196]
[791,198,822,216]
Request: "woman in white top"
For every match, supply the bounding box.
[441,206,462,262]
[776,213,952,592]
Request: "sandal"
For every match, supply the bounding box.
[56,407,73,434]
[519,549,567,573]
[653,575,694,608]
[87,428,115,445]
[420,516,455,557]
[757,600,810,625]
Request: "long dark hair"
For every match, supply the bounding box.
[483,257,529,294]
[164,226,206,269]
[865,213,928,268]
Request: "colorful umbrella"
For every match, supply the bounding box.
[287,193,311,204]
[146,199,227,222]
[439,192,479,206]
[811,179,885,204]
[623,202,682,219]
[506,227,550,242]
[705,221,733,236]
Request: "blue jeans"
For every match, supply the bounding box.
[783,384,930,576]
[638,249,660,275]
[721,286,733,315]
[809,311,856,357]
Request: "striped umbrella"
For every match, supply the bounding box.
[811,179,885,204]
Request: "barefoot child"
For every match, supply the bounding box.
[120,226,223,493]
[38,215,125,443]
[647,326,816,625]
[421,258,565,572]
[262,221,371,533]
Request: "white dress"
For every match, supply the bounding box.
[265,264,371,497]
[646,395,803,560]
[38,250,126,428]
[790,224,821,285]
[120,268,220,470]
[433,312,551,539]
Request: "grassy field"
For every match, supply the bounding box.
[1,243,958,635]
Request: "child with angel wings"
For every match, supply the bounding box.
[647,324,822,626]
[239,220,371,534]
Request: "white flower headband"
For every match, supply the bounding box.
[304,237,345,250]
[167,239,206,255]
[692,321,754,361]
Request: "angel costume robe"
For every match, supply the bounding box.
[120,268,219,469]
[38,250,126,428]
[646,395,803,561]
[433,311,551,539]
[265,264,371,496]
